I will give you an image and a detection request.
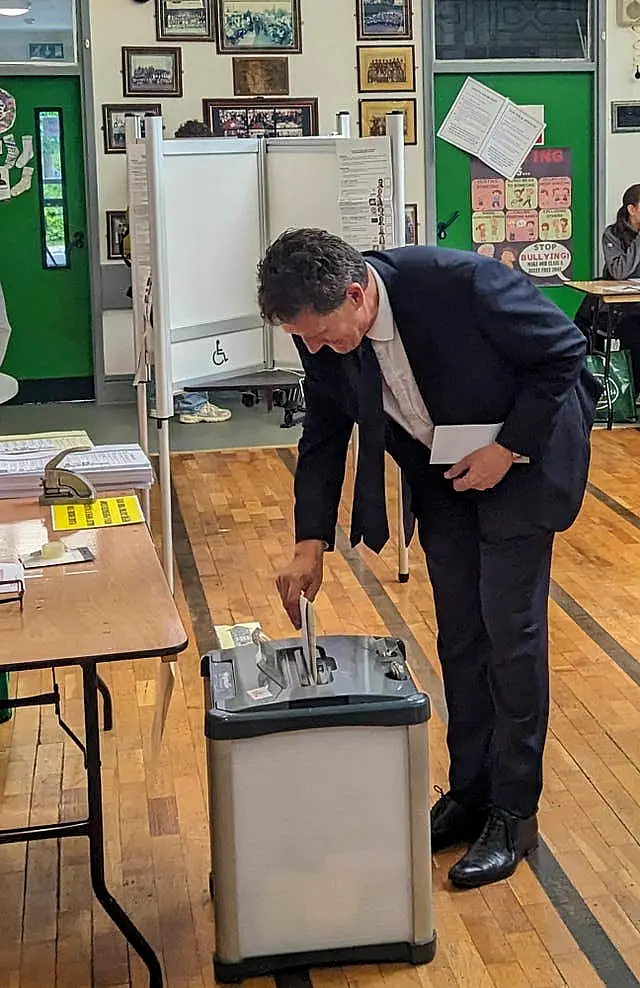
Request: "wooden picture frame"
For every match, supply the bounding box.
[106,210,128,260]
[358,98,417,145]
[215,0,302,54]
[122,46,183,98]
[101,103,162,154]
[357,45,415,93]
[405,202,418,245]
[155,0,215,41]
[232,57,290,97]
[356,0,412,41]
[203,97,318,138]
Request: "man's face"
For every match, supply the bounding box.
[282,283,370,354]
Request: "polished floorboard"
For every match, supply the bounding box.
[2,428,640,986]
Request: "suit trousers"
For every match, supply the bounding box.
[410,463,554,819]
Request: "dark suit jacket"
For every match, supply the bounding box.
[292,246,602,548]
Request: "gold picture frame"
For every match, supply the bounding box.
[359,98,417,145]
[357,45,415,93]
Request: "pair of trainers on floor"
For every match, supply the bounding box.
[431,787,538,888]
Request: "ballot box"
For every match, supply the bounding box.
[202,634,436,982]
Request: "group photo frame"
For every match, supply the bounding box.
[356,0,412,41]
[215,0,302,54]
[106,210,128,260]
[102,103,162,154]
[203,96,318,138]
[155,0,215,40]
[122,46,183,98]
[357,45,415,93]
[359,98,417,145]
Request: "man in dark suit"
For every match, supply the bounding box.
[258,229,601,890]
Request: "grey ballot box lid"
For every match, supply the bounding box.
[202,634,431,741]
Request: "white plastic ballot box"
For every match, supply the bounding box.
[201,634,436,982]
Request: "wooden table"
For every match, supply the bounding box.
[566,280,640,429]
[0,499,188,987]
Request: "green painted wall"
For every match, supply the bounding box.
[434,73,594,317]
[0,76,93,381]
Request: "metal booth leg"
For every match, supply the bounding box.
[82,661,164,987]
[604,304,614,431]
[96,673,113,731]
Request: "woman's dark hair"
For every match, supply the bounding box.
[174,119,212,138]
[257,228,368,323]
[614,184,640,249]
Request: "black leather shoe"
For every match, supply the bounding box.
[448,807,538,888]
[430,787,488,853]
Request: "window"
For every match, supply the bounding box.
[435,0,592,62]
[35,109,69,270]
[0,0,77,66]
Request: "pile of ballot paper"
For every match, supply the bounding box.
[0,442,154,499]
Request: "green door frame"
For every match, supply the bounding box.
[420,0,607,280]
[2,0,114,405]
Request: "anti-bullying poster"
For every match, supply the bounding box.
[470,148,573,286]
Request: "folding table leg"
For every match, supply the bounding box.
[82,661,164,987]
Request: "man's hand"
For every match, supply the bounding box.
[276,539,324,629]
[444,443,513,492]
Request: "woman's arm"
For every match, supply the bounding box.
[602,229,640,280]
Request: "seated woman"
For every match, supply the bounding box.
[602,184,640,395]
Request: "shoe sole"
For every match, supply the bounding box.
[449,841,539,889]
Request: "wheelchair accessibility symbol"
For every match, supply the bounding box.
[212,340,228,367]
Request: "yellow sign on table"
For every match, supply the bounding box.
[51,495,144,532]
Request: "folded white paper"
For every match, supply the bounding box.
[430,424,502,465]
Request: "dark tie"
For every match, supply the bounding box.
[350,338,389,553]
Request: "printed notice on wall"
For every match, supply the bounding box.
[337,138,394,251]
[438,77,545,180]
[470,147,573,286]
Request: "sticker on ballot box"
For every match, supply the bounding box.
[52,495,144,532]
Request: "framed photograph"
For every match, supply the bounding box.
[359,98,417,145]
[357,46,415,93]
[356,0,412,41]
[29,43,65,61]
[203,97,318,138]
[215,0,302,54]
[404,203,417,245]
[102,103,162,154]
[232,57,289,96]
[106,210,128,260]
[122,47,183,98]
[155,0,214,40]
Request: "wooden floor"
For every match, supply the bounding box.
[3,428,640,987]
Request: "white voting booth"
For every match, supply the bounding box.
[137,111,410,598]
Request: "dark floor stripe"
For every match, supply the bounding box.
[550,581,640,688]
[275,447,639,988]
[274,971,314,988]
[588,481,640,531]
[170,479,220,655]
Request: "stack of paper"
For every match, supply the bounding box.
[0,430,92,454]
[0,443,154,499]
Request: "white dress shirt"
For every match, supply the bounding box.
[0,281,11,368]
[366,264,434,448]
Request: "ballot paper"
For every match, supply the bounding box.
[0,430,92,455]
[300,594,318,685]
[430,424,530,465]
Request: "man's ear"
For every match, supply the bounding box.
[346,282,366,309]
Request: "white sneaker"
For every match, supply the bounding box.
[178,401,232,424]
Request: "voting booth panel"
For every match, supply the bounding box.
[265,140,343,371]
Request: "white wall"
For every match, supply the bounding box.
[88,0,426,377]
[606,6,640,227]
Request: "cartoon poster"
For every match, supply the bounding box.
[470,148,573,286]
[0,88,35,202]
